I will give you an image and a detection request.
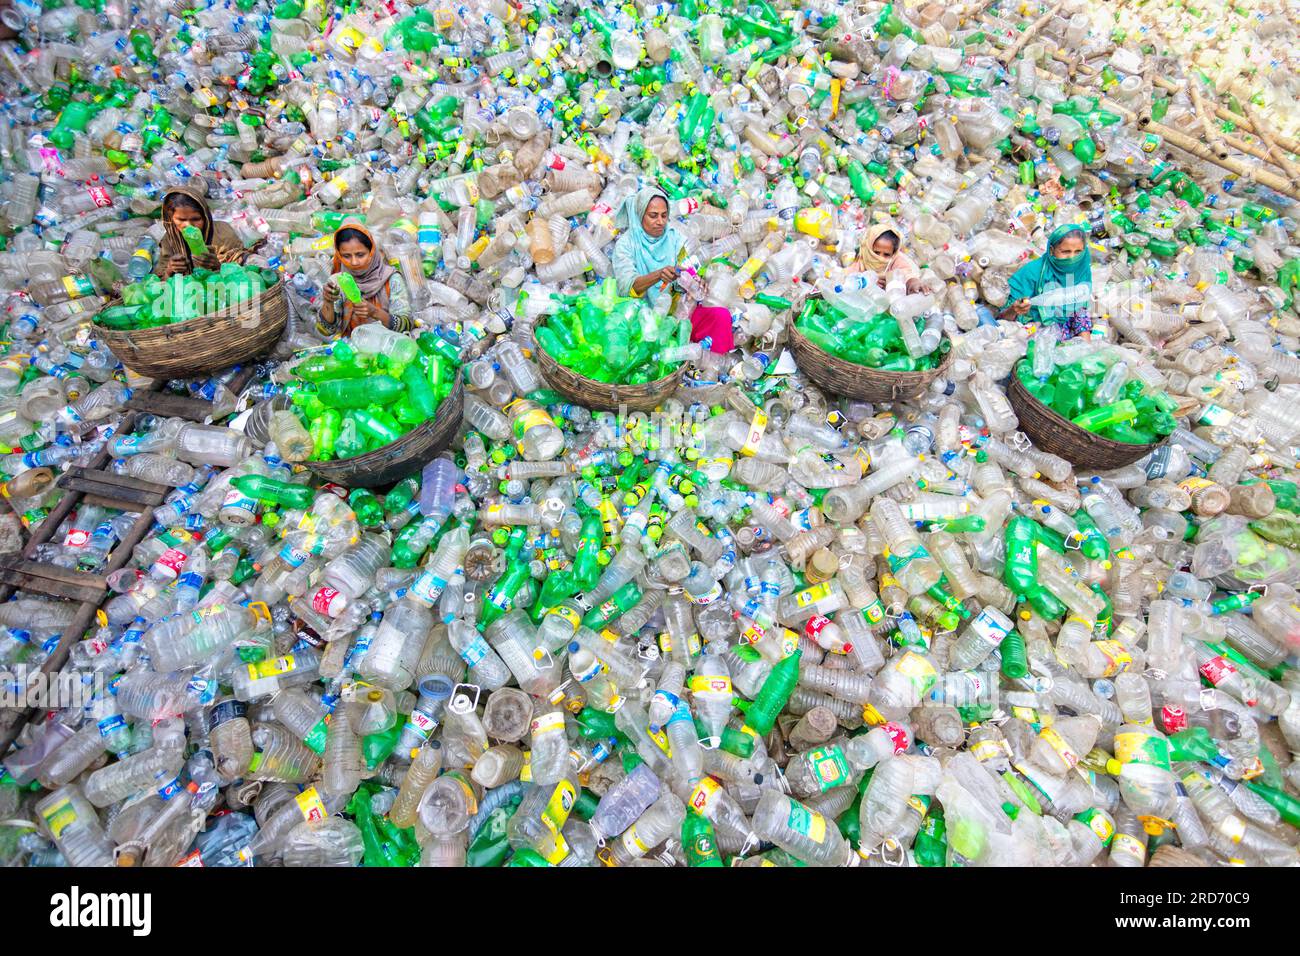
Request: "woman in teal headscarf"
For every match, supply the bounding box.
[612,187,685,308]
[1001,223,1094,338]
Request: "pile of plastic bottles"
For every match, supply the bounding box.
[1019,332,1180,443]
[279,325,461,461]
[798,297,947,369]
[99,264,275,330]
[536,279,692,383]
[0,0,1299,870]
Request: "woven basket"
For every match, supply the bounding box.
[305,378,464,489]
[1008,369,1164,469]
[95,281,288,379]
[535,344,683,413]
[788,323,953,403]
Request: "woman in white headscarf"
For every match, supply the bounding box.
[612,186,685,308]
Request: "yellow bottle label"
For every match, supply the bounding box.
[1091,640,1133,678]
[61,275,94,299]
[545,604,581,631]
[621,823,652,856]
[40,798,77,838]
[1177,477,1216,494]
[543,779,577,832]
[294,787,327,822]
[530,711,566,737]
[466,234,491,262]
[786,800,827,843]
[795,581,832,608]
[1039,727,1080,771]
[334,26,365,51]
[687,776,720,814]
[247,654,295,681]
[688,675,732,695]
[739,410,768,457]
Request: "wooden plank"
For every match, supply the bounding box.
[57,476,159,505]
[0,557,107,603]
[82,493,146,512]
[63,466,170,498]
[0,557,107,591]
[57,469,168,506]
[0,506,156,759]
[126,390,216,422]
[0,381,167,605]
[123,362,256,426]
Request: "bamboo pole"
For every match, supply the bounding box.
[957,0,1001,25]
[1186,70,1230,160]
[1152,75,1300,158]
[1137,115,1300,201]
[1140,82,1292,180]
[996,1,1065,66]
[1218,130,1294,174]
[1023,62,1300,199]
[1245,102,1300,186]
[1051,49,1098,78]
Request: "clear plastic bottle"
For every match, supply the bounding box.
[35,785,115,866]
[753,789,854,866]
[603,792,686,866]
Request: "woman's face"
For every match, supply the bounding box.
[872,235,898,259]
[642,197,668,238]
[1052,233,1085,259]
[337,237,372,271]
[170,205,205,233]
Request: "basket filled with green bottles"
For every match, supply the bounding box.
[533,278,688,412]
[789,296,952,403]
[283,329,465,488]
[92,236,287,379]
[1009,337,1176,468]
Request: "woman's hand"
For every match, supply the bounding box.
[1005,298,1031,319]
[322,282,339,305]
[875,274,887,289]
[632,267,679,295]
[162,255,189,278]
[350,301,374,324]
[193,252,220,271]
[905,278,923,295]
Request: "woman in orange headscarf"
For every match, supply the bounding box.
[317,220,413,337]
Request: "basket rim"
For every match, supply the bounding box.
[788,321,954,379]
[534,341,685,393]
[1008,361,1163,453]
[304,377,465,474]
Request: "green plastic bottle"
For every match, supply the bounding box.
[682,815,724,867]
[742,649,801,736]
[348,488,384,527]
[336,273,362,304]
[466,801,520,867]
[913,803,948,866]
[230,474,315,510]
[315,375,406,409]
[999,631,1029,680]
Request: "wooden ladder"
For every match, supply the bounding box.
[0,366,256,758]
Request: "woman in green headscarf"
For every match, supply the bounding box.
[1001,223,1094,338]
[612,186,686,309]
